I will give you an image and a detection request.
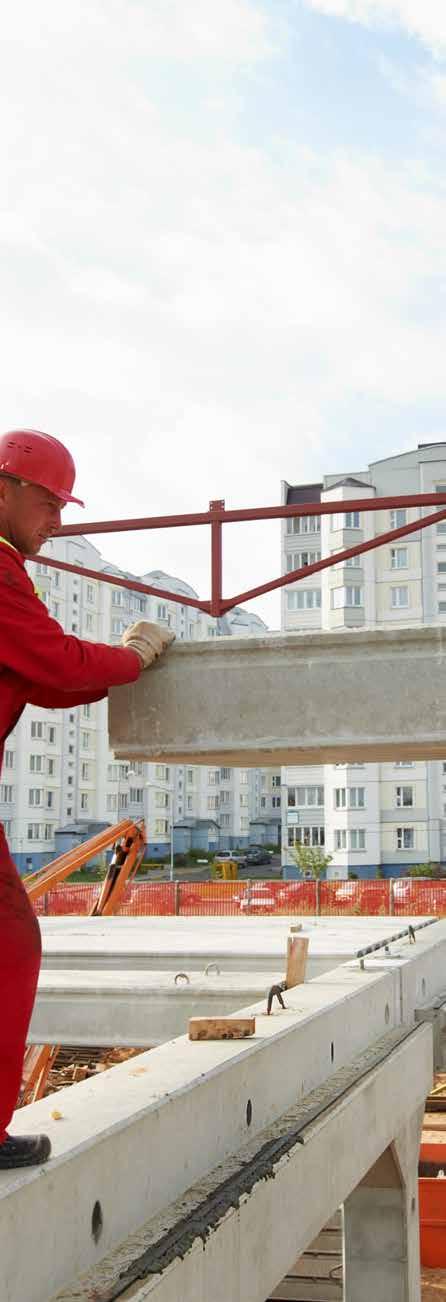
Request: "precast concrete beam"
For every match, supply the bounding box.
[109,627,446,765]
[54,1027,430,1302]
[2,964,400,1302]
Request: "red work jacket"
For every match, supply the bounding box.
[0,540,140,780]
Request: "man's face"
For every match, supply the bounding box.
[0,478,65,554]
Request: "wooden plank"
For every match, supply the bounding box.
[188,1016,255,1041]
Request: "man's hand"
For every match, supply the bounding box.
[122,621,175,670]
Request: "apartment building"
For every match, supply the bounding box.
[281,443,446,878]
[1,534,270,868]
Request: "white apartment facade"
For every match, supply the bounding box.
[281,443,446,879]
[1,535,271,869]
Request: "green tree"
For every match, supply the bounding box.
[290,844,333,880]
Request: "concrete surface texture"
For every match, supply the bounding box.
[3,921,445,1302]
[30,968,284,1046]
[40,913,430,974]
[109,626,446,764]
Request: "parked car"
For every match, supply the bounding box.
[242,848,272,867]
[236,882,277,912]
[214,852,246,864]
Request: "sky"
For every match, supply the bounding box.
[2,0,446,626]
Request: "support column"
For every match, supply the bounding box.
[343,1106,424,1302]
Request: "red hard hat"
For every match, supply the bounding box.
[0,429,84,506]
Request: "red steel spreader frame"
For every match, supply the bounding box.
[33,492,446,617]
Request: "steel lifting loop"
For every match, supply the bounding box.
[204,962,220,976]
[174,972,190,986]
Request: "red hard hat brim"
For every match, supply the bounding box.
[57,488,85,507]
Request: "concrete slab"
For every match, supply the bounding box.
[30,969,284,1046]
[40,914,429,976]
[109,627,446,764]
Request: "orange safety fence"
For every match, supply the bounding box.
[31,877,446,918]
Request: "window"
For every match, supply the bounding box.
[30,755,43,773]
[112,589,125,606]
[27,824,40,841]
[80,793,89,811]
[129,788,144,803]
[287,589,321,610]
[220,790,231,804]
[107,794,118,812]
[350,829,366,851]
[334,829,347,850]
[208,796,219,810]
[133,596,146,614]
[220,814,231,827]
[73,593,78,604]
[331,586,364,609]
[344,511,360,529]
[390,509,407,529]
[272,775,281,788]
[82,732,90,749]
[81,763,89,781]
[240,793,248,807]
[260,796,266,808]
[396,762,414,768]
[155,819,169,836]
[220,768,232,780]
[288,825,325,847]
[334,788,346,809]
[272,796,281,808]
[44,825,53,841]
[396,827,415,850]
[54,570,60,588]
[156,791,169,808]
[391,548,408,569]
[439,603,446,613]
[112,619,125,635]
[36,563,48,575]
[68,745,74,755]
[286,550,321,572]
[208,772,218,785]
[288,786,324,807]
[67,776,73,786]
[396,786,414,807]
[186,770,195,784]
[48,726,56,744]
[52,601,60,618]
[0,785,13,802]
[85,613,94,632]
[345,555,361,568]
[438,564,446,574]
[240,771,248,784]
[66,807,72,817]
[157,604,167,620]
[349,787,365,808]
[187,796,193,811]
[46,791,54,809]
[4,751,14,769]
[31,722,44,739]
[155,764,170,781]
[286,516,319,535]
[391,586,409,608]
[118,793,128,810]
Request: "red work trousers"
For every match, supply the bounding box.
[0,826,41,1142]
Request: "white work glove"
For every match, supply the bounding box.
[122,620,175,670]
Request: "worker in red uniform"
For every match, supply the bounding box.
[0,429,174,1169]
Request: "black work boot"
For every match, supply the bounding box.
[0,1133,51,1169]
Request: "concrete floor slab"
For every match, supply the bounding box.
[40,915,430,976]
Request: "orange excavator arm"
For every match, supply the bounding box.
[21,817,146,1106]
[25,818,146,906]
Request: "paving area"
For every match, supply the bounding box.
[266,1216,446,1300]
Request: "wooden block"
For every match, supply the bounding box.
[188,1017,255,1041]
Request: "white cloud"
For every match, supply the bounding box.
[303,0,446,59]
[1,1,446,622]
